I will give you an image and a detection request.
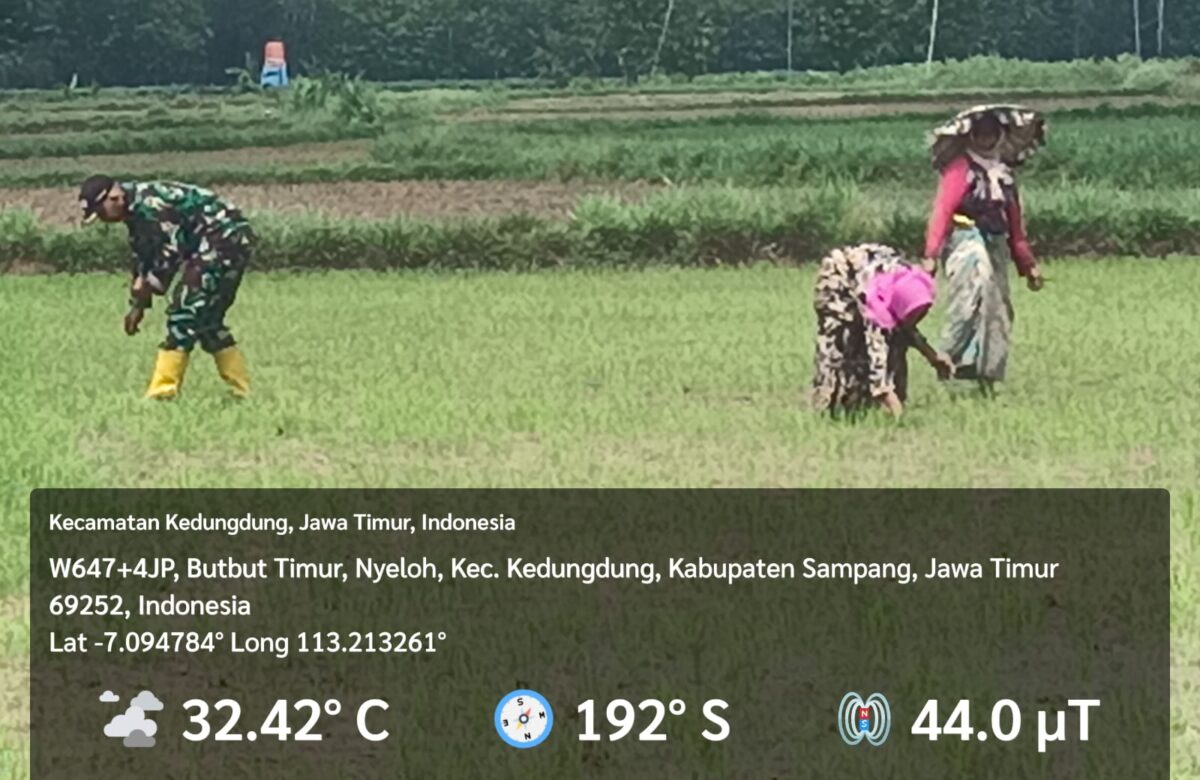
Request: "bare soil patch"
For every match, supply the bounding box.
[1,180,658,226]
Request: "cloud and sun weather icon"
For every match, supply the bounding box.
[494,689,554,749]
[100,689,163,748]
[838,692,891,747]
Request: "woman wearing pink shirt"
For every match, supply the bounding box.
[922,106,1047,390]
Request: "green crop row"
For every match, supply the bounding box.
[5,183,1198,275]
[0,107,283,137]
[1,88,1194,172]
[0,160,388,189]
[370,108,1200,189]
[3,54,1196,103]
[685,55,1200,94]
[19,109,1175,190]
[0,120,379,161]
[2,104,1195,189]
[350,55,1197,96]
[491,87,1167,118]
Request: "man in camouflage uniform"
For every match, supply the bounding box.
[79,177,253,399]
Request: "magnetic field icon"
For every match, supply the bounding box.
[839,692,891,747]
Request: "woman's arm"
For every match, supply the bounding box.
[1005,188,1045,291]
[1005,187,1037,276]
[924,156,971,266]
[903,324,955,380]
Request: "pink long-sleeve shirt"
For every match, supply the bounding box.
[924,156,1036,276]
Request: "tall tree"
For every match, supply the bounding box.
[926,0,940,68]
[649,0,676,76]
[786,0,794,73]
[1132,0,1142,55]
[1,0,1198,88]
[1157,0,1165,55]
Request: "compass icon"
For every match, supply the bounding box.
[494,689,553,749]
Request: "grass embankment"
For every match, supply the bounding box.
[4,183,1198,273]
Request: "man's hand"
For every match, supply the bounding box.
[1026,265,1045,292]
[880,391,904,419]
[922,257,938,276]
[129,275,154,305]
[123,308,144,336]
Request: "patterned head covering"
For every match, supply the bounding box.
[930,105,1046,171]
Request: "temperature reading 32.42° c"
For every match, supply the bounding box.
[182,698,391,743]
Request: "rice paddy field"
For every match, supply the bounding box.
[2,56,1199,776]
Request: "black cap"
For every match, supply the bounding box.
[79,175,116,224]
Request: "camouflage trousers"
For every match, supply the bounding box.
[162,250,248,354]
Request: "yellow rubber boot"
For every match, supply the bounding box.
[145,349,189,400]
[213,346,250,398]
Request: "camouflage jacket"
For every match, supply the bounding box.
[123,181,253,307]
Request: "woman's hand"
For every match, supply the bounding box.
[1026,265,1045,292]
[880,391,904,418]
[907,328,954,380]
[922,257,938,276]
[931,351,956,381]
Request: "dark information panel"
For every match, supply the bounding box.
[31,490,1168,778]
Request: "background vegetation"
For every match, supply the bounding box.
[2,0,1199,88]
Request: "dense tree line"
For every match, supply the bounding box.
[1,0,1196,88]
